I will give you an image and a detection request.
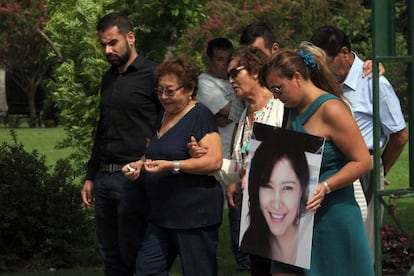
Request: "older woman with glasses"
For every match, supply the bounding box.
[207,46,286,184]
[226,46,285,276]
[190,46,286,276]
[123,54,223,276]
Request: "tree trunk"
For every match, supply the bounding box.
[27,93,37,127]
[25,83,38,127]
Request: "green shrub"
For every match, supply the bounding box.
[0,131,99,272]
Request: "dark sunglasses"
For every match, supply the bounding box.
[227,66,246,79]
[155,86,184,97]
[269,84,284,96]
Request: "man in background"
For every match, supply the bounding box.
[196,37,250,271]
[310,25,408,260]
[239,22,280,57]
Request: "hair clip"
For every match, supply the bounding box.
[299,50,317,69]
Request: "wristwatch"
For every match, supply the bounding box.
[172,160,180,174]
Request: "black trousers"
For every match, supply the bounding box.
[94,171,148,276]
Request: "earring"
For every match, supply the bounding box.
[189,95,192,100]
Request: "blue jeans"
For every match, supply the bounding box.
[94,171,148,276]
[137,223,219,276]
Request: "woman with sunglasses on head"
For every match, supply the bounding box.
[261,45,373,275]
[122,54,223,276]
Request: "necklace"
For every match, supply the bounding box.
[236,98,274,170]
[251,98,274,125]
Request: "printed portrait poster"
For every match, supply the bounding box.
[239,123,325,269]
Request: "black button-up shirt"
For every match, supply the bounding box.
[85,54,160,180]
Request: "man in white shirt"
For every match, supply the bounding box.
[311,25,408,261]
[197,38,244,159]
[196,38,249,271]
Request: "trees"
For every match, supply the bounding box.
[124,0,207,62]
[45,0,113,173]
[0,0,59,127]
[46,0,410,177]
[176,0,371,69]
[46,0,207,173]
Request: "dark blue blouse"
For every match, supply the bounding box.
[144,103,223,229]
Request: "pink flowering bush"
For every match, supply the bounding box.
[382,224,414,275]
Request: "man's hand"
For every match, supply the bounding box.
[187,136,208,158]
[227,182,242,208]
[226,183,237,207]
[81,180,94,206]
[214,113,233,128]
[239,163,247,179]
[362,60,385,78]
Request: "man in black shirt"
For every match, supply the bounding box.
[81,12,160,276]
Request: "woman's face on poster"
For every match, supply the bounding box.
[259,157,302,238]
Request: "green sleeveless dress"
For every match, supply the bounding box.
[271,94,374,275]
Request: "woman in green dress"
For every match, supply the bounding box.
[260,44,374,276]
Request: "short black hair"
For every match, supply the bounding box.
[206,37,233,58]
[239,22,276,50]
[96,12,133,35]
[310,25,352,57]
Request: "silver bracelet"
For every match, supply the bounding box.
[323,181,331,194]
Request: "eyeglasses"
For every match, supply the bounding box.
[269,84,285,96]
[155,85,184,97]
[227,66,246,79]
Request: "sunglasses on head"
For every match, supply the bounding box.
[227,66,246,79]
[269,84,284,96]
[155,85,184,97]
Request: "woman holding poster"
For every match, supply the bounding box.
[261,44,374,275]
[201,46,286,276]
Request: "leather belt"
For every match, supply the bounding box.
[100,162,125,173]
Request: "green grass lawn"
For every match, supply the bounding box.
[0,127,73,167]
[383,136,414,232]
[0,126,412,275]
